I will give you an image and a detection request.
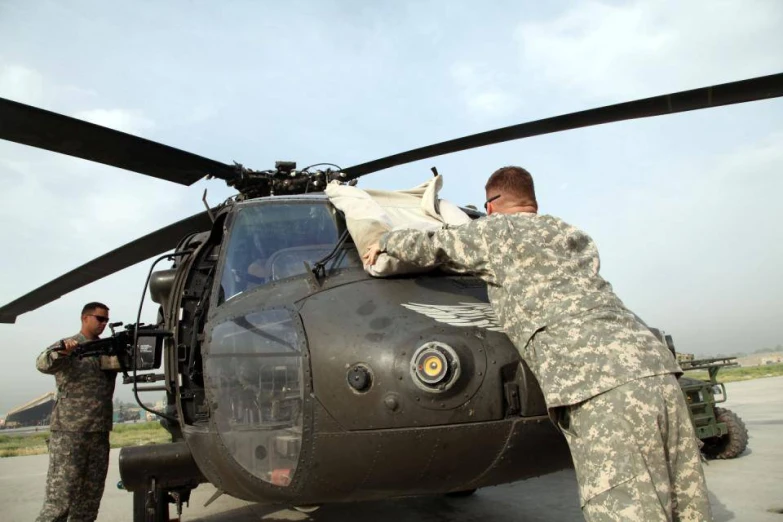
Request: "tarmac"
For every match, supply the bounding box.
[2,376,781,521]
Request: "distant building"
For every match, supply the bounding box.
[114,405,145,424]
[736,352,783,367]
[5,392,56,428]
[676,353,695,363]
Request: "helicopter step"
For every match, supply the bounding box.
[119,442,205,493]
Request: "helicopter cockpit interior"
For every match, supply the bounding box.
[208,198,365,486]
[218,199,361,302]
[207,307,305,486]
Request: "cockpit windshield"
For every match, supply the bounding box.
[219,201,360,302]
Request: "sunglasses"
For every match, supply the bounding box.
[484,194,500,211]
[89,314,110,323]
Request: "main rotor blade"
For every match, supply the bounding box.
[0,210,214,323]
[342,72,783,180]
[0,97,236,185]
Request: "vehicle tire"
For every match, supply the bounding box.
[133,488,170,522]
[445,489,478,498]
[701,407,748,459]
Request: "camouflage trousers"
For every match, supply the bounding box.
[556,374,712,522]
[36,430,110,522]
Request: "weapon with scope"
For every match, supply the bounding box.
[60,322,171,372]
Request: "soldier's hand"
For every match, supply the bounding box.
[59,338,79,355]
[362,242,382,267]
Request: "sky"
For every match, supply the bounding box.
[0,0,781,415]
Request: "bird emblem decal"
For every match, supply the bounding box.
[401,302,504,332]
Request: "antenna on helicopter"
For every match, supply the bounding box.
[201,189,215,223]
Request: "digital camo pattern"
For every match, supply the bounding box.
[559,374,712,521]
[380,213,682,407]
[401,302,504,331]
[36,333,116,432]
[36,431,110,522]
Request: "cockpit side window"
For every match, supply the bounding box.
[218,202,359,302]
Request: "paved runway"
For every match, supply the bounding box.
[2,376,781,521]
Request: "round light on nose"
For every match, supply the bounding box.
[419,353,446,383]
[411,342,461,392]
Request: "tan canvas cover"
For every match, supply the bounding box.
[325,175,471,276]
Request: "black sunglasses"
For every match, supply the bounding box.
[484,194,500,211]
[89,314,110,323]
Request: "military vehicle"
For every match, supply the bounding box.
[651,330,749,459]
[678,357,749,459]
[0,73,780,521]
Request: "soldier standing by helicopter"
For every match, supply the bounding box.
[35,302,117,522]
[363,166,712,522]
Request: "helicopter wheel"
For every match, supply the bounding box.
[133,485,170,522]
[292,505,321,513]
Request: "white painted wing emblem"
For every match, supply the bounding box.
[401,302,504,332]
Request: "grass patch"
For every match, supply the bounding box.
[0,432,50,458]
[0,422,171,458]
[110,422,171,449]
[685,363,783,383]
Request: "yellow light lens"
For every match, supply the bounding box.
[423,355,443,377]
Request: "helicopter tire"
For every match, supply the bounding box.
[701,407,748,459]
[445,489,478,498]
[133,487,170,522]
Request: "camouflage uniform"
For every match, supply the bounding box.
[380,213,712,521]
[35,332,117,522]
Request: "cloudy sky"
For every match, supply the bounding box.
[0,0,781,415]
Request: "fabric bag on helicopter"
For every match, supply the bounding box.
[325,174,471,277]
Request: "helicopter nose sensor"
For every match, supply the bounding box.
[347,364,373,392]
[411,342,461,392]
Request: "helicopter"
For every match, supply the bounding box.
[1,72,781,521]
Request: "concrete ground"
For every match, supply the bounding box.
[2,376,781,521]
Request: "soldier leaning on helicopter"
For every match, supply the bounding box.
[363,166,712,522]
[35,302,118,522]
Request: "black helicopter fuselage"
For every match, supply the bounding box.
[3,73,781,517]
[119,195,571,506]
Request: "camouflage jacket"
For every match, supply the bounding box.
[36,332,117,432]
[380,212,681,407]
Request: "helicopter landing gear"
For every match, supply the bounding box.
[133,479,174,522]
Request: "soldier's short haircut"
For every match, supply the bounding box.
[485,166,538,208]
[82,302,109,315]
